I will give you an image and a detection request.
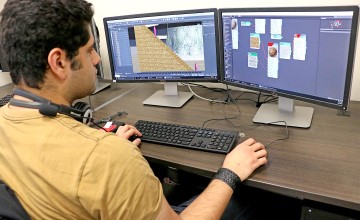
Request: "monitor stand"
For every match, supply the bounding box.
[253,97,314,128]
[92,79,111,94]
[143,82,193,108]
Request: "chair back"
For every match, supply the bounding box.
[0,180,30,220]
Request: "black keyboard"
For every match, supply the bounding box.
[0,94,12,107]
[134,120,239,154]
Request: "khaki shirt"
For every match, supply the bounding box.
[0,104,162,219]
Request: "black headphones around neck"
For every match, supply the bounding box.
[9,88,93,124]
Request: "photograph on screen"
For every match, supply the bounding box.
[128,22,205,73]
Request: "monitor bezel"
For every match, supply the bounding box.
[103,8,221,83]
[218,6,359,111]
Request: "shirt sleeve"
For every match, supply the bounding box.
[77,135,163,219]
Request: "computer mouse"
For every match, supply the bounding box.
[128,135,141,142]
[109,121,142,141]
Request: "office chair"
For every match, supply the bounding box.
[0,180,30,220]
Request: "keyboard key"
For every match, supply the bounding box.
[0,94,12,107]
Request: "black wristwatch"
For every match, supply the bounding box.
[213,168,242,191]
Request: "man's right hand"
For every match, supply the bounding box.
[222,138,268,182]
[156,138,268,220]
[115,124,142,146]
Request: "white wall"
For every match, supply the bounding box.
[1,0,360,101]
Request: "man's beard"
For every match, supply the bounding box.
[70,58,82,71]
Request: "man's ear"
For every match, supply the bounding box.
[48,48,68,80]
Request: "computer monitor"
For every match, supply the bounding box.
[219,6,359,128]
[103,8,220,107]
[91,19,111,94]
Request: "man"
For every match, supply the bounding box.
[0,0,267,219]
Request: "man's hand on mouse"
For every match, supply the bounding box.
[222,138,267,181]
[116,124,142,146]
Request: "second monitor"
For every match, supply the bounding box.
[219,6,359,128]
[103,9,220,107]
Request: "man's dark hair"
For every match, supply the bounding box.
[0,0,94,88]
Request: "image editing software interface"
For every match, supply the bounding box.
[220,6,359,128]
[103,9,219,107]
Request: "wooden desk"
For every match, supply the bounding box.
[0,83,13,97]
[92,83,360,212]
[2,82,359,212]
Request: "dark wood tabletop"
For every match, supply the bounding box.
[91,83,360,211]
[2,82,360,211]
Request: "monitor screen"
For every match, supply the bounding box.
[103,9,220,107]
[219,6,359,127]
